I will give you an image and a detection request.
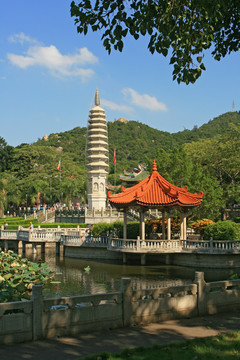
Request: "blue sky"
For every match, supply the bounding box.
[1,1,240,147]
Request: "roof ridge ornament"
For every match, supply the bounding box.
[95,87,100,106]
[152,160,157,172]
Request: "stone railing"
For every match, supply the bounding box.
[62,235,109,247]
[108,238,240,254]
[55,207,123,224]
[17,230,31,242]
[0,228,108,248]
[0,227,88,243]
[0,230,18,240]
[2,272,240,344]
[2,230,240,254]
[182,239,240,253]
[109,238,182,252]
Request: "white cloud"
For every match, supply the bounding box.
[8,32,39,45]
[7,45,98,80]
[101,99,134,114]
[122,88,167,111]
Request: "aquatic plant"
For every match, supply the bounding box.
[0,249,53,303]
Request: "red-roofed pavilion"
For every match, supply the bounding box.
[108,160,203,248]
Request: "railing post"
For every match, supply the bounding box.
[210,238,213,253]
[194,271,207,316]
[121,278,132,327]
[32,285,43,340]
[137,236,140,250]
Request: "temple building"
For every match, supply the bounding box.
[86,89,109,210]
[119,164,149,188]
[108,160,203,243]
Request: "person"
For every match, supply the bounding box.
[28,221,34,230]
[3,220,8,230]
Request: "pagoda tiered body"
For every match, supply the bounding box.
[86,89,109,210]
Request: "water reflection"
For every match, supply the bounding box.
[25,249,239,298]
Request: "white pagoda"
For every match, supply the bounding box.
[86,89,109,210]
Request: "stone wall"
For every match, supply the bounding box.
[65,246,122,260]
[156,253,240,268]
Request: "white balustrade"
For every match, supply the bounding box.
[1,228,240,254]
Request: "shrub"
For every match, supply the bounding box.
[91,222,114,236]
[40,223,87,229]
[0,250,53,303]
[91,221,139,239]
[0,217,25,223]
[145,217,180,238]
[191,219,215,235]
[234,217,240,223]
[126,222,139,239]
[204,221,240,241]
[0,218,39,230]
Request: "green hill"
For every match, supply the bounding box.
[0,111,239,219]
[33,111,240,171]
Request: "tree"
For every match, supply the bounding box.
[155,146,224,220]
[184,123,240,208]
[0,178,7,216]
[71,0,240,84]
[0,173,21,209]
[0,137,14,172]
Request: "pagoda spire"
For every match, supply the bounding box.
[95,87,100,106]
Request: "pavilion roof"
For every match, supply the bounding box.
[108,160,203,209]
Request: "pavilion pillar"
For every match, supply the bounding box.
[184,214,187,240]
[162,210,166,240]
[140,208,145,240]
[167,212,171,240]
[123,210,127,239]
[180,212,184,240]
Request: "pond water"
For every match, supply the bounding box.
[26,250,238,298]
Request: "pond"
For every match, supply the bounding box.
[26,249,238,298]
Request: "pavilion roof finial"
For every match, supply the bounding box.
[152,160,157,172]
[95,87,100,106]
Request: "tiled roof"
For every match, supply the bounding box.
[108,160,203,208]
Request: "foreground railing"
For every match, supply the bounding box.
[2,272,240,344]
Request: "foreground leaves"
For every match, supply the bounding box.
[0,250,53,302]
[71,0,240,84]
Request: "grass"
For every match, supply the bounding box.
[77,331,240,360]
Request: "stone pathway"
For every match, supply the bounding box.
[1,312,240,360]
